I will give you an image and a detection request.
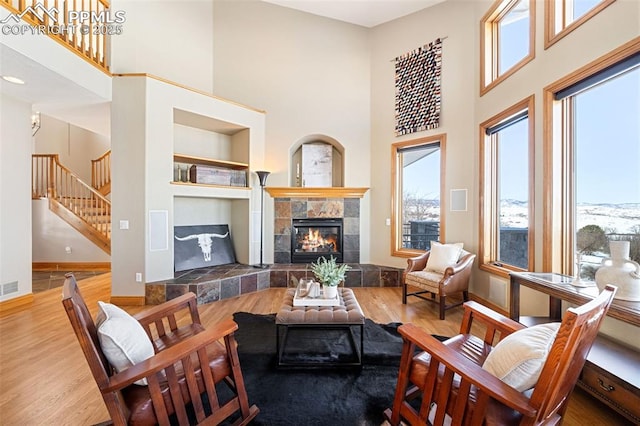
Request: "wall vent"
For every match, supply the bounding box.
[1,281,19,295]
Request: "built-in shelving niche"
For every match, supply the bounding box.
[172,108,252,264]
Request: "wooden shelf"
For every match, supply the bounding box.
[265,187,369,198]
[170,181,251,199]
[173,153,248,170]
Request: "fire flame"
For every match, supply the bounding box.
[300,228,337,252]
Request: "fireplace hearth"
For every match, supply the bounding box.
[291,218,343,263]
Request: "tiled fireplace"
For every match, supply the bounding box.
[273,197,360,264]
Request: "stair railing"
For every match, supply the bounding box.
[0,0,112,73]
[91,150,111,194]
[32,154,111,241]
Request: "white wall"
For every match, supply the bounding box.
[32,199,111,263]
[211,0,372,261]
[369,1,477,270]
[1,96,32,300]
[110,0,214,93]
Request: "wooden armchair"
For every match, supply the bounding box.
[403,249,476,319]
[385,285,617,425]
[62,273,259,426]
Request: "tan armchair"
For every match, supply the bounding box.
[402,249,476,319]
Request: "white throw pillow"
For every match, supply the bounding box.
[482,322,561,392]
[425,241,464,273]
[96,301,155,386]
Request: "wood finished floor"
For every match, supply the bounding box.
[0,273,632,425]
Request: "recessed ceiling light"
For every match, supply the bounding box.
[1,75,25,85]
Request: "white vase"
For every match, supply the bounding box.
[595,241,640,301]
[323,285,338,299]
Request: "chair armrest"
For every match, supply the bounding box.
[398,323,537,419]
[444,253,476,276]
[406,251,430,273]
[103,318,238,393]
[134,292,200,326]
[459,301,525,343]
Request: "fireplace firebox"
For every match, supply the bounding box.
[291,218,343,263]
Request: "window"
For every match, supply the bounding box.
[481,0,535,95]
[545,0,615,49]
[391,135,445,257]
[480,96,535,276]
[544,39,640,278]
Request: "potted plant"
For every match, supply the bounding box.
[310,255,351,299]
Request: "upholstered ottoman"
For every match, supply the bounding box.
[275,287,365,368]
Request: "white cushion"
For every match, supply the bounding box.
[96,301,155,386]
[482,322,561,392]
[425,241,464,273]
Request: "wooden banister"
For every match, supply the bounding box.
[0,0,112,73]
[91,150,111,195]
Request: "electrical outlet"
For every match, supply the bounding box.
[385,218,391,226]
[135,273,142,282]
[120,220,129,230]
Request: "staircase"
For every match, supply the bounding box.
[32,154,111,254]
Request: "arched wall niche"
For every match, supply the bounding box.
[289,134,344,187]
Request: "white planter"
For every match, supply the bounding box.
[323,285,338,299]
[595,241,640,301]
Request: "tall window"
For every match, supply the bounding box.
[480,96,535,275]
[544,40,640,278]
[391,135,445,257]
[545,0,615,48]
[481,0,535,95]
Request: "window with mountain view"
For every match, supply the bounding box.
[481,0,534,94]
[480,96,535,275]
[549,48,640,280]
[391,135,445,256]
[545,0,615,48]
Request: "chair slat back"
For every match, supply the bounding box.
[528,285,616,424]
[62,273,112,388]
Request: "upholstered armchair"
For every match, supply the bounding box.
[402,243,476,320]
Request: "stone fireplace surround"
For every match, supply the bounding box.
[273,197,359,264]
[146,191,403,305]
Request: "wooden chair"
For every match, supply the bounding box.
[62,273,259,426]
[385,285,617,426]
[403,249,476,319]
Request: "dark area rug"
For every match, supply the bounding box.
[230,312,406,426]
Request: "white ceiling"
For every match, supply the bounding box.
[261,0,447,28]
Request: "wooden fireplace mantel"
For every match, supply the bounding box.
[264,187,369,198]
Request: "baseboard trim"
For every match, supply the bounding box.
[468,293,509,317]
[32,262,111,272]
[110,296,145,306]
[0,293,34,316]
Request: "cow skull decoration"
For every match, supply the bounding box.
[174,232,229,262]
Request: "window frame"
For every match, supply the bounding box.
[391,134,447,258]
[480,0,536,96]
[479,95,536,278]
[544,0,616,49]
[543,38,640,274]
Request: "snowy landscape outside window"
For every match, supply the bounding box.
[391,135,445,257]
[479,96,535,275]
